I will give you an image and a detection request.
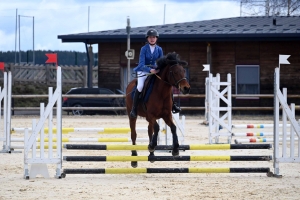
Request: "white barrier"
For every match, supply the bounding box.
[0,71,13,153]
[24,67,62,179]
[273,67,300,177]
[233,124,290,129]
[208,73,232,144]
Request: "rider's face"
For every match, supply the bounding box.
[147,36,157,45]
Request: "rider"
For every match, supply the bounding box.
[129,28,181,118]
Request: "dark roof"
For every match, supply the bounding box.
[58,16,300,43]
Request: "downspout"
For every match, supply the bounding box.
[207,42,212,73]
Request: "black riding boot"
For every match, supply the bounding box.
[172,92,181,114]
[130,89,141,118]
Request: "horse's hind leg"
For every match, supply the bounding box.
[129,118,138,168]
[148,121,159,163]
[163,117,179,156]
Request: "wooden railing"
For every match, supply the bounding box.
[0,63,98,86]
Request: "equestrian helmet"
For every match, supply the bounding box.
[145,28,159,38]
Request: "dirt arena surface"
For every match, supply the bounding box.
[1,114,300,200]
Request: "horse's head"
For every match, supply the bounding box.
[156,52,191,94]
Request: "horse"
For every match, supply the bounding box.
[126,52,191,168]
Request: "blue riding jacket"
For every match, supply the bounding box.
[133,44,163,73]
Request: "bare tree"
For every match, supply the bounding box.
[240,0,300,16]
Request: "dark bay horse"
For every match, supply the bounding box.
[126,52,191,167]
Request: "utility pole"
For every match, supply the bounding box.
[88,6,90,32]
[15,9,17,64]
[126,16,131,86]
[163,4,166,24]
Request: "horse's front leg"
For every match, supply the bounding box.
[129,118,138,168]
[148,121,159,163]
[170,123,179,156]
[147,121,155,153]
[163,116,179,156]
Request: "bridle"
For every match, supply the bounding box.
[155,63,187,89]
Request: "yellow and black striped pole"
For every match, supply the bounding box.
[63,167,270,174]
[64,144,272,150]
[63,155,272,162]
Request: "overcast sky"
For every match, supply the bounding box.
[0,0,241,52]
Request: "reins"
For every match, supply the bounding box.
[155,63,187,89]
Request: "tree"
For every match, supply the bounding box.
[240,0,300,16]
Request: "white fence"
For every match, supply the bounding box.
[23,67,62,179]
[208,73,232,144]
[273,67,300,177]
[0,72,13,153]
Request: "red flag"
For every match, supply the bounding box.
[45,53,57,65]
[0,62,4,71]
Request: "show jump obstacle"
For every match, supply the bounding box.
[62,143,271,175]
[23,67,62,179]
[273,67,300,177]
[207,55,300,177]
[208,73,232,144]
[22,66,274,179]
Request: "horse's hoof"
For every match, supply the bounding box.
[172,149,179,156]
[149,154,155,163]
[131,161,138,168]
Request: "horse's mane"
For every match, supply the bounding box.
[156,52,188,70]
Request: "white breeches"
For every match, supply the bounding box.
[136,71,149,92]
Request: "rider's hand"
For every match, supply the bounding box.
[150,69,160,74]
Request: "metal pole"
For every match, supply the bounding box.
[126,16,131,86]
[33,16,35,65]
[15,9,17,64]
[18,15,20,64]
[88,6,90,32]
[163,4,166,24]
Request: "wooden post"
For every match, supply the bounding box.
[83,65,87,88]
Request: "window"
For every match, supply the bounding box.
[236,65,259,98]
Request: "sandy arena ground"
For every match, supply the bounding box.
[1,114,300,200]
